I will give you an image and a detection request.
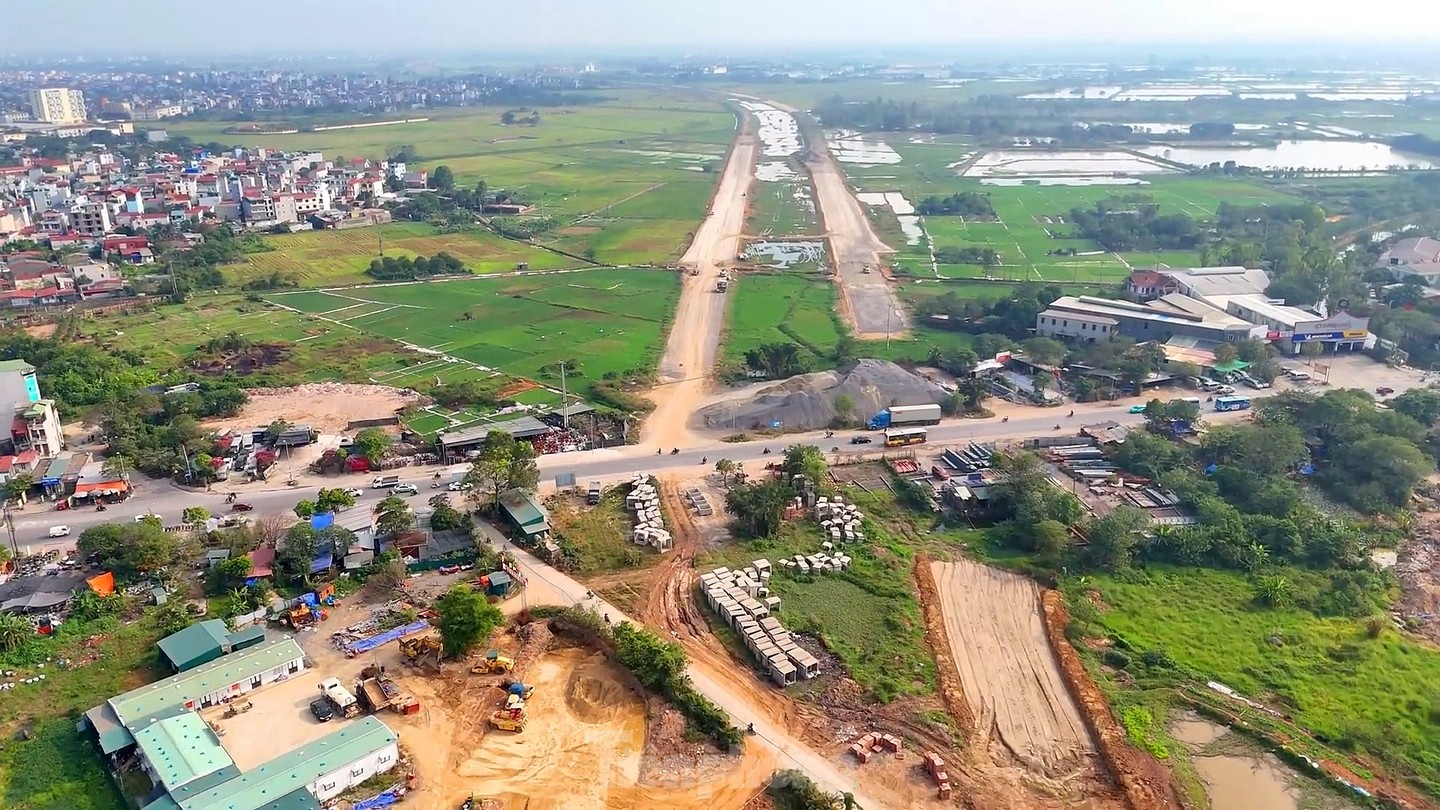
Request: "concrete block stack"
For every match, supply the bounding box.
[814,495,865,543]
[924,751,952,800]
[699,561,820,686]
[776,550,851,576]
[626,474,671,553]
[851,733,906,765]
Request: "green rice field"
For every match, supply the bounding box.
[722,272,843,365]
[267,268,680,395]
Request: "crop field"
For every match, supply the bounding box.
[168,91,737,271]
[267,268,679,396]
[234,222,579,286]
[73,296,466,386]
[722,273,843,365]
[1083,566,1440,793]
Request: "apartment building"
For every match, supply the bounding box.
[29,88,87,124]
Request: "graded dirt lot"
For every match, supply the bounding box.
[205,382,422,435]
[929,560,1093,774]
[201,668,337,770]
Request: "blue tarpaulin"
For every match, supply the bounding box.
[346,619,433,655]
[352,789,404,810]
[311,512,335,530]
[310,552,334,573]
[301,592,319,607]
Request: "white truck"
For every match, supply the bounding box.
[371,474,400,489]
[319,677,360,718]
[867,403,943,430]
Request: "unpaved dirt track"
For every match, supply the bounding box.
[930,560,1094,775]
[645,118,758,450]
[795,112,908,339]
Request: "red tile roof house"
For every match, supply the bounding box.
[1126,270,1178,301]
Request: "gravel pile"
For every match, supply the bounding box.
[697,359,947,432]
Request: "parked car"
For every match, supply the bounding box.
[134,513,162,523]
[48,525,70,538]
[393,483,419,496]
[1376,386,1395,396]
[310,698,335,722]
[230,503,254,512]
[849,436,873,444]
[447,481,473,492]
[343,487,364,498]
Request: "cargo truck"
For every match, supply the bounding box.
[866,403,942,430]
[319,677,360,718]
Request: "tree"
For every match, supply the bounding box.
[1032,519,1071,560]
[213,556,253,591]
[376,496,416,536]
[782,444,827,485]
[832,394,856,426]
[352,427,392,463]
[1084,506,1149,571]
[1211,343,1239,366]
[274,523,319,583]
[434,584,504,658]
[428,494,464,532]
[1299,341,1324,365]
[0,613,31,651]
[1253,574,1294,608]
[182,506,210,525]
[430,165,455,192]
[725,480,793,538]
[1031,372,1051,397]
[77,522,179,581]
[293,500,317,519]
[743,342,813,378]
[1391,388,1440,426]
[1020,337,1067,366]
[264,419,291,442]
[466,431,540,510]
[714,458,737,488]
[316,487,358,513]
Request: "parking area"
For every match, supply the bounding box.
[1280,354,1428,397]
[200,668,339,770]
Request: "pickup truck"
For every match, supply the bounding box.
[371,475,400,489]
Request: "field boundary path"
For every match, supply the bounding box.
[644,112,759,449]
[498,537,883,808]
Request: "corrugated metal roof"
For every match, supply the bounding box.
[109,638,304,727]
[132,712,235,791]
[157,620,230,669]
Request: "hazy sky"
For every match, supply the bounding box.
[9,0,1425,54]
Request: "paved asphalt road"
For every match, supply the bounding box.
[8,404,1164,553]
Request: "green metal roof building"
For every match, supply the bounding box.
[82,638,401,810]
[499,488,551,540]
[157,620,232,672]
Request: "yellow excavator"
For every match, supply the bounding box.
[398,635,443,670]
[471,649,515,675]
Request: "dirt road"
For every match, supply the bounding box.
[930,560,1094,775]
[797,113,907,340]
[644,120,758,450]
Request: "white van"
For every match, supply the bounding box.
[48,525,70,538]
[1180,397,1202,405]
[372,475,400,488]
[1286,369,1311,381]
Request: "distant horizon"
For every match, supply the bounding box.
[8,0,1438,61]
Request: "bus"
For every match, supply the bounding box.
[883,427,928,447]
[1214,395,1252,412]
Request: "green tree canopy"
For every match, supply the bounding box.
[434,584,504,658]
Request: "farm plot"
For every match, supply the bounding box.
[234,222,577,287]
[721,273,842,366]
[268,269,679,395]
[929,559,1095,775]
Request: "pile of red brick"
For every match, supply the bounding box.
[923,751,953,800]
[848,732,904,763]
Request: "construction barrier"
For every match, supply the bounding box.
[345,619,432,655]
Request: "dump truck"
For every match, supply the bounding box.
[488,693,528,732]
[356,665,420,715]
[319,677,360,718]
[472,650,516,675]
[866,403,942,430]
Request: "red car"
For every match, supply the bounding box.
[1376,386,1395,396]
[231,502,254,512]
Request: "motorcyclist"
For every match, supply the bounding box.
[671,447,679,455]
[1002,416,1009,422]
[701,456,707,465]
[1068,410,1074,417]
[762,447,771,454]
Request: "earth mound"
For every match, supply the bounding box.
[697,358,947,432]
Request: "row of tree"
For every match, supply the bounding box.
[916,192,994,217]
[365,252,468,281]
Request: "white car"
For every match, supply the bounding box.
[134,513,162,523]
[48,525,70,538]
[343,487,364,498]
[393,483,419,495]
[447,481,473,492]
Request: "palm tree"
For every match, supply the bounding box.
[1254,574,1293,608]
[714,459,736,488]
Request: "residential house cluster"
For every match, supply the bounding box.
[0,143,402,249]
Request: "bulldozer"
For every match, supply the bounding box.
[399,635,444,670]
[471,649,515,675]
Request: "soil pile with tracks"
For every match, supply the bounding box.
[696,358,946,432]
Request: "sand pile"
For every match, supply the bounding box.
[697,358,947,432]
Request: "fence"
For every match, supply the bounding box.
[404,554,477,573]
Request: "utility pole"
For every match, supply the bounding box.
[559,362,568,431]
[3,501,18,559]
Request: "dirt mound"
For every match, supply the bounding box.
[565,654,634,724]
[190,343,289,375]
[696,358,946,432]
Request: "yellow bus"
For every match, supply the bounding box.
[883,427,928,447]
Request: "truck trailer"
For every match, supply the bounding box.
[867,403,942,430]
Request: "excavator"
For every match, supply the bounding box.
[398,635,444,670]
[471,649,515,675]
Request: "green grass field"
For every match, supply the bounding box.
[267,268,679,395]
[722,273,843,365]
[234,222,580,286]
[1083,566,1440,793]
[746,180,817,237]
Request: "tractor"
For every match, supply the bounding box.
[471,649,515,675]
